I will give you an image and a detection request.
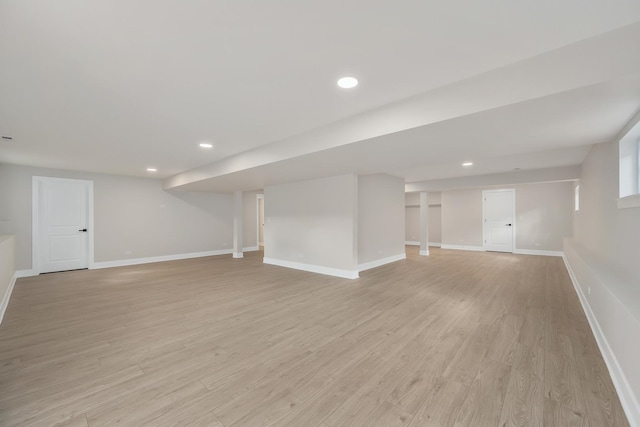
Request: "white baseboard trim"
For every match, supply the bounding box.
[514,248,563,257]
[92,249,234,270]
[232,252,244,259]
[562,255,640,427]
[0,272,18,325]
[263,257,359,279]
[242,246,260,252]
[1,269,38,325]
[15,269,37,278]
[405,241,442,247]
[358,253,406,272]
[440,244,485,252]
[419,249,430,256]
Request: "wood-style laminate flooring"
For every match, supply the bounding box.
[0,247,629,426]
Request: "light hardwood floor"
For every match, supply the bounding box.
[0,247,629,426]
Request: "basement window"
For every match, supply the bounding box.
[618,113,640,209]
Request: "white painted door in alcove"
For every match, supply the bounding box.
[482,189,515,253]
[33,177,93,273]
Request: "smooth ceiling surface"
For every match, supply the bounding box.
[1,1,640,190]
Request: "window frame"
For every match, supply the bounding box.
[617,111,640,209]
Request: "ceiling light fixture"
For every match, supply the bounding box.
[462,162,473,166]
[199,143,213,148]
[337,76,358,89]
[146,168,157,172]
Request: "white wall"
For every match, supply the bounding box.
[573,142,640,277]
[405,192,420,205]
[358,174,405,266]
[0,235,16,323]
[442,189,484,247]
[441,182,573,251]
[263,174,358,277]
[564,140,640,424]
[405,207,419,242]
[0,163,233,270]
[242,190,263,249]
[429,205,442,243]
[514,182,573,251]
[259,198,264,245]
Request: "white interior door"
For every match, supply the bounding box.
[483,189,515,253]
[34,177,93,273]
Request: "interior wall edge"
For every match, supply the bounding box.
[0,235,16,326]
[563,239,640,427]
[0,273,18,326]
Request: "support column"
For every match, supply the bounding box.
[233,190,244,258]
[419,192,429,256]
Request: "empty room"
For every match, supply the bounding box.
[1,1,640,426]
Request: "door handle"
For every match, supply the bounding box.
[78,228,88,232]
[505,224,512,226]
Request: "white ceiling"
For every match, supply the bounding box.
[1,1,640,191]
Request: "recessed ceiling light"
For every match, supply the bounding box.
[462,162,473,167]
[199,143,213,148]
[337,76,358,89]
[146,168,157,172]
